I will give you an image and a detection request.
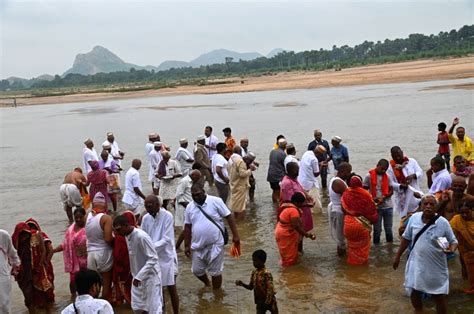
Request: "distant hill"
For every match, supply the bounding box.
[189,49,263,66]
[63,46,158,76]
[267,48,285,58]
[156,60,192,71]
[61,46,272,76]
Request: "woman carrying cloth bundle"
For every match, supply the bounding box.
[275,192,316,267]
[341,176,378,265]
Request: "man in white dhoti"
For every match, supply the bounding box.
[298,145,323,213]
[175,138,194,177]
[228,152,257,218]
[157,151,182,209]
[175,170,202,249]
[0,229,20,314]
[83,138,99,175]
[61,168,87,223]
[103,132,124,168]
[113,215,163,314]
[122,159,146,217]
[146,133,159,190]
[184,184,240,289]
[61,269,114,314]
[150,142,163,195]
[387,146,423,218]
[427,156,452,195]
[143,195,179,314]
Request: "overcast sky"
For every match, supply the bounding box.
[0,0,472,79]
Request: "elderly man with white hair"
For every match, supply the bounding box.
[102,132,124,168]
[157,150,182,209]
[83,138,99,175]
[228,151,257,218]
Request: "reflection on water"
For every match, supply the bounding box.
[0,78,473,313]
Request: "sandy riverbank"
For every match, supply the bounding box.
[2,56,473,107]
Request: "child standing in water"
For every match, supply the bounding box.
[235,250,278,314]
[437,122,451,172]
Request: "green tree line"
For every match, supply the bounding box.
[1,25,473,92]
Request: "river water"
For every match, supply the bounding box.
[1,78,473,313]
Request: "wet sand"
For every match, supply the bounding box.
[1,56,473,107]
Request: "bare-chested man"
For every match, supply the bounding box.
[61,167,88,223]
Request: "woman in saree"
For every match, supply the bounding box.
[341,176,378,265]
[87,160,109,211]
[112,210,137,305]
[53,207,88,296]
[12,222,55,310]
[275,192,316,267]
[450,200,474,294]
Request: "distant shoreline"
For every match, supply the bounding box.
[1,56,473,107]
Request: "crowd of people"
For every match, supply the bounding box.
[0,118,473,313]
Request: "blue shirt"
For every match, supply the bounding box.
[330,145,349,170]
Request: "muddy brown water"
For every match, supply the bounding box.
[1,78,473,313]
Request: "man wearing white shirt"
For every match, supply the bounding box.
[142,195,179,314]
[150,142,163,195]
[122,159,146,217]
[212,143,230,202]
[61,269,114,314]
[175,170,202,249]
[175,138,194,176]
[101,142,115,168]
[103,132,124,168]
[0,229,20,314]
[427,156,452,195]
[83,138,99,175]
[387,146,423,218]
[146,133,159,186]
[204,126,219,160]
[184,184,240,289]
[298,145,323,213]
[113,215,163,314]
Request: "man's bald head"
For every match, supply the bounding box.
[337,162,352,180]
[132,159,142,170]
[190,170,202,183]
[144,194,161,216]
[233,145,242,155]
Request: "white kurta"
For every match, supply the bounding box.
[61,294,114,314]
[122,167,144,213]
[387,158,423,218]
[175,176,193,227]
[402,212,457,295]
[0,230,20,314]
[429,169,452,194]
[149,149,163,185]
[159,159,182,200]
[146,142,155,182]
[103,140,122,167]
[126,228,163,314]
[205,134,219,159]
[141,210,178,286]
[83,147,99,174]
[298,150,320,190]
[284,155,299,172]
[175,147,194,176]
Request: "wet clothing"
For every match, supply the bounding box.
[275,203,301,267]
[402,212,457,295]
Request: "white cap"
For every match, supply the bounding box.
[197,135,206,141]
[154,141,163,147]
[332,136,342,143]
[179,138,188,144]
